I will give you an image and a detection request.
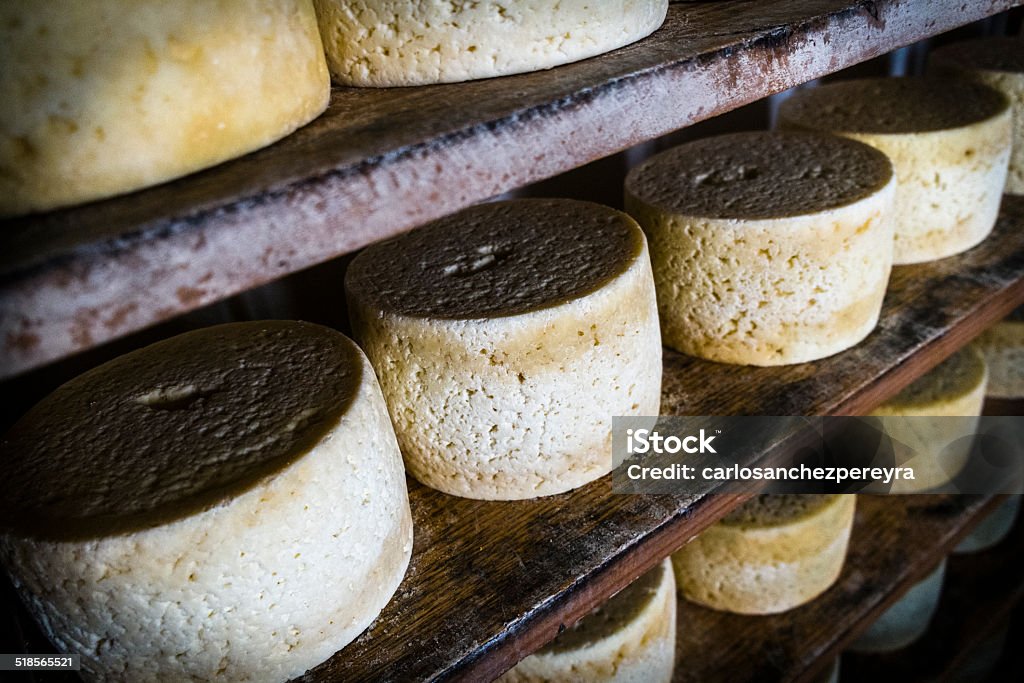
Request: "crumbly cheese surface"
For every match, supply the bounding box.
[931,39,1024,194]
[779,78,1011,263]
[499,558,675,683]
[347,198,662,499]
[313,0,668,86]
[0,1,329,216]
[625,131,895,366]
[672,494,855,615]
[0,322,413,681]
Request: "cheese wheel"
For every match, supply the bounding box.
[778,77,1011,264]
[930,38,1024,194]
[624,130,895,366]
[346,198,662,500]
[499,558,675,683]
[0,2,330,216]
[849,559,946,653]
[0,322,413,682]
[312,0,668,86]
[869,346,988,493]
[973,307,1024,399]
[671,494,856,615]
[954,495,1020,554]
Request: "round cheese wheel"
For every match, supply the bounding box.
[849,559,946,653]
[954,495,1020,554]
[869,346,988,493]
[0,1,330,216]
[671,494,856,615]
[778,77,1011,264]
[0,322,413,681]
[312,0,668,86]
[346,198,662,500]
[624,130,895,366]
[499,558,676,683]
[930,38,1024,194]
[973,307,1024,399]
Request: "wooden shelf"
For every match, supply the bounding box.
[675,494,1011,683]
[6,198,1021,682]
[841,499,1024,682]
[1,0,1019,379]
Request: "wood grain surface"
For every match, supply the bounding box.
[2,0,1019,378]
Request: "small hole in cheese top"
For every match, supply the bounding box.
[931,37,1024,74]
[345,199,644,319]
[720,494,839,527]
[0,321,362,540]
[779,77,1009,134]
[537,560,665,654]
[625,131,893,220]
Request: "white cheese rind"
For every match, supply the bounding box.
[0,341,413,682]
[312,0,668,86]
[499,558,676,683]
[0,1,329,216]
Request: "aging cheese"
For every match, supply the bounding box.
[0,322,413,682]
[625,130,895,366]
[499,558,676,683]
[850,560,946,652]
[869,346,988,493]
[931,38,1024,194]
[778,77,1011,264]
[312,0,668,86]
[0,1,330,216]
[346,198,662,500]
[671,494,856,615]
[973,307,1024,399]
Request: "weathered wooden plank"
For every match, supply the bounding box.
[2,0,1018,378]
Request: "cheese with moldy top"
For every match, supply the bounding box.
[931,38,1024,195]
[625,130,895,366]
[0,1,329,216]
[312,0,668,86]
[0,321,412,682]
[972,306,1024,399]
[671,494,856,615]
[499,558,675,683]
[346,198,662,500]
[779,77,1011,264]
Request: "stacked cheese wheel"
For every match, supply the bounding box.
[626,130,895,366]
[779,77,1011,264]
[347,198,662,500]
[0,322,413,681]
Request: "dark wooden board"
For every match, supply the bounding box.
[840,497,1024,682]
[1,0,1018,379]
[2,193,1023,683]
[673,494,1010,683]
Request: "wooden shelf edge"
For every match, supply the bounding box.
[2,0,1019,379]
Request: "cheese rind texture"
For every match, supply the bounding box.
[954,496,1021,554]
[869,345,988,493]
[346,199,662,500]
[312,0,668,86]
[498,558,675,683]
[0,322,413,682]
[778,78,1011,264]
[671,495,856,615]
[0,1,329,216]
[850,560,946,653]
[625,131,895,366]
[930,38,1024,194]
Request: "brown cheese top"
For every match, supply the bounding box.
[0,321,362,540]
[345,198,644,319]
[625,131,893,220]
[538,560,665,654]
[779,77,1009,134]
[931,37,1024,74]
[721,494,837,528]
